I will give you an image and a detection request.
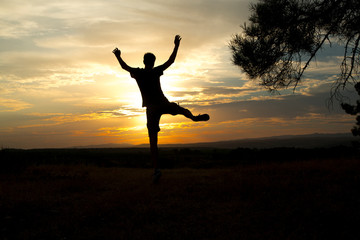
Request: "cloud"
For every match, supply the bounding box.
[0,19,40,39]
[96,125,146,137]
[17,110,135,129]
[0,98,33,112]
[97,106,144,118]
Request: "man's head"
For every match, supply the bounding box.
[143,52,156,69]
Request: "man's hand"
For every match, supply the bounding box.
[112,47,121,57]
[174,35,181,47]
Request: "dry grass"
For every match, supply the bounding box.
[1,158,360,240]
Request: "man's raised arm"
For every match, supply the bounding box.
[159,35,181,71]
[112,48,134,72]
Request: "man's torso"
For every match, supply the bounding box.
[130,67,168,107]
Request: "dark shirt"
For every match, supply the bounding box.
[130,67,168,107]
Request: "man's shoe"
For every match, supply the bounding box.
[193,114,210,122]
[153,169,162,184]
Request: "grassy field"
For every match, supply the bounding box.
[0,147,359,239]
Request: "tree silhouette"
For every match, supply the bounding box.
[341,83,360,137]
[229,0,360,100]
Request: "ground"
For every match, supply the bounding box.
[0,148,359,239]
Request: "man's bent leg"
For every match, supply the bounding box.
[181,108,195,120]
[168,103,209,122]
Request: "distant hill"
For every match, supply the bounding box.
[72,143,133,149]
[74,133,357,149]
[157,133,357,149]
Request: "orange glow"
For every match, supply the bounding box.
[0,0,355,149]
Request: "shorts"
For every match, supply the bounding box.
[146,102,185,133]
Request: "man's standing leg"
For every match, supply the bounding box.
[149,131,159,169]
[146,107,162,183]
[149,131,162,183]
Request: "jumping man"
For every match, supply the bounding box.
[112,35,209,183]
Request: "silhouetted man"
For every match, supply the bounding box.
[113,35,209,183]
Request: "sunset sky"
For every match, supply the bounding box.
[0,0,358,149]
